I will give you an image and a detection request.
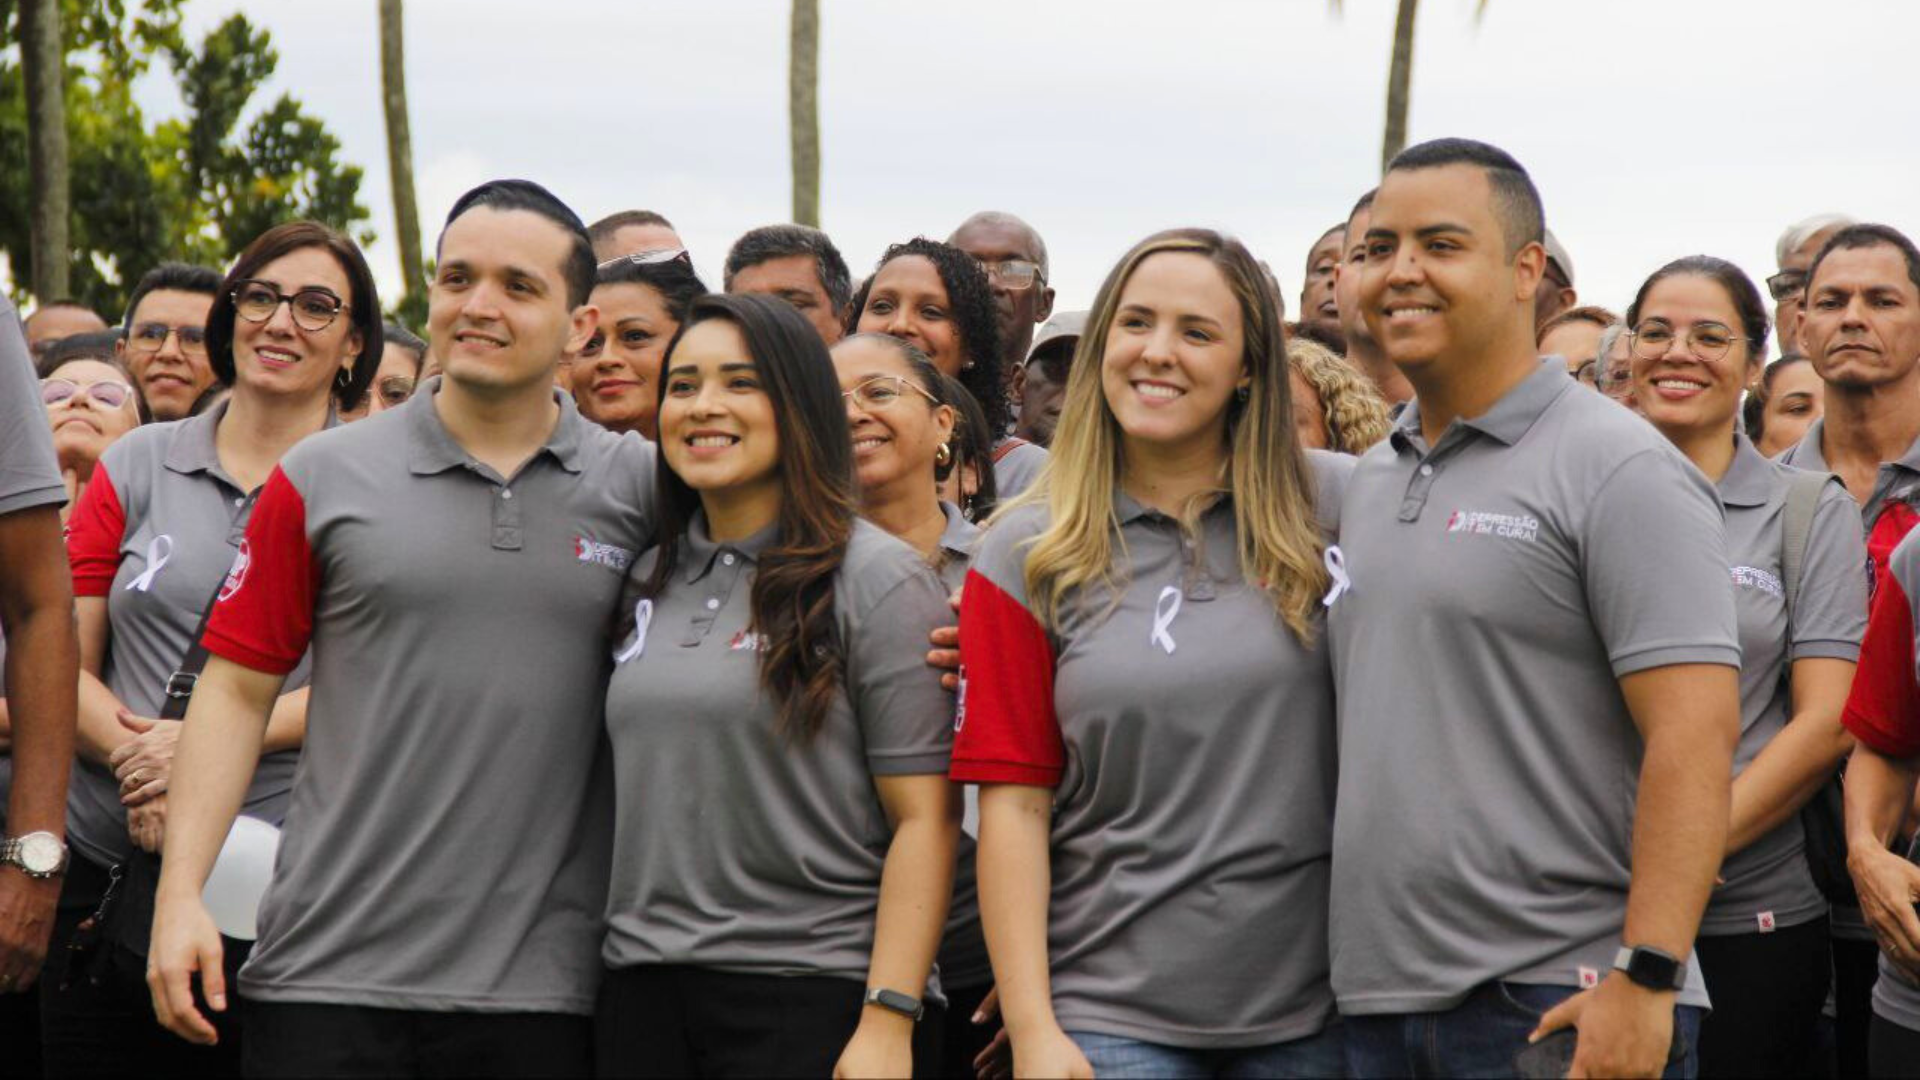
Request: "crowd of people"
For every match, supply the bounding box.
[1,135,1919,1080]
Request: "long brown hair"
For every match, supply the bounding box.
[640,293,857,740]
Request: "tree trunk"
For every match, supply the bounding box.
[22,0,71,300]
[379,0,423,319]
[1380,0,1419,174]
[789,0,820,227]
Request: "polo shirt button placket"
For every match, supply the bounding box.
[1401,457,1440,523]
[491,483,523,551]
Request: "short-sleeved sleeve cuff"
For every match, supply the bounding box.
[1609,642,1742,678]
[201,627,304,676]
[867,750,957,777]
[0,484,66,517]
[1789,639,1864,664]
[950,759,1063,787]
[1843,705,1920,760]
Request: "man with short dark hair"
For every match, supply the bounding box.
[724,223,852,345]
[23,301,107,361]
[1299,224,1346,352]
[147,178,655,1077]
[1011,311,1085,448]
[116,263,222,422]
[949,211,1054,375]
[1770,214,1857,357]
[1332,137,1739,1078]
[588,208,683,263]
[1335,190,1412,406]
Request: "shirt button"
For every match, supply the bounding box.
[705,598,721,611]
[721,553,736,566]
[501,489,513,500]
[1419,464,1435,477]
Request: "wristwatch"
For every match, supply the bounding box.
[1613,945,1685,991]
[0,831,69,879]
[863,987,925,1022]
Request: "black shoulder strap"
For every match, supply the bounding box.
[159,489,260,720]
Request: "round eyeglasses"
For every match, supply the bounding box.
[1629,320,1751,364]
[842,375,940,412]
[127,322,208,357]
[42,378,135,410]
[231,280,348,332]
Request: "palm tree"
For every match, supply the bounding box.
[789,0,820,227]
[1331,0,1489,174]
[379,0,424,322]
[22,0,71,299]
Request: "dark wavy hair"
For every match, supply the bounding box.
[1626,255,1771,369]
[845,238,1008,435]
[639,293,857,741]
[205,221,384,413]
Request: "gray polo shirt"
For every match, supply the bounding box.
[950,451,1352,1048]
[993,438,1048,501]
[1839,527,1920,1033]
[63,401,309,871]
[601,516,954,992]
[0,298,65,518]
[1701,435,1864,936]
[1328,358,1738,1014]
[931,500,990,990]
[201,381,655,1014]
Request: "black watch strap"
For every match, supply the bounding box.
[1613,945,1685,991]
[863,987,925,1022]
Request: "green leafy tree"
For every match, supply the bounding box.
[1,1,370,316]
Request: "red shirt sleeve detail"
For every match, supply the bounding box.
[201,467,315,676]
[1842,564,1920,759]
[950,568,1064,786]
[66,463,126,597]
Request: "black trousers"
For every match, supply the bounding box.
[1870,1013,1920,1079]
[938,980,995,1079]
[38,853,248,1078]
[595,965,944,1079]
[243,1000,592,1079]
[1838,937,1884,1079]
[1695,919,1831,1077]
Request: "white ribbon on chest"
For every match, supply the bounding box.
[613,599,653,664]
[1150,585,1182,655]
[1321,545,1351,607]
[124,534,174,593]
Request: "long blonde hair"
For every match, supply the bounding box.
[1010,229,1330,640]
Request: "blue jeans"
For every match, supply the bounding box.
[1342,982,1704,1079]
[1068,1024,1346,1079]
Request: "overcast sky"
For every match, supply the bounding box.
[127,0,1920,346]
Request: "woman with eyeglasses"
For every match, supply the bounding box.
[597,295,958,1078]
[1629,256,1867,1078]
[39,345,141,523]
[954,229,1350,1078]
[342,321,428,420]
[848,240,1054,501]
[50,221,381,1076]
[573,249,707,440]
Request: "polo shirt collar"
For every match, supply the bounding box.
[682,509,781,584]
[1112,486,1233,527]
[1389,357,1573,454]
[1718,433,1773,509]
[163,396,341,490]
[1786,418,1829,471]
[939,501,979,560]
[406,376,588,477]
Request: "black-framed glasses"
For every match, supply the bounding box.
[979,259,1043,290]
[375,375,416,408]
[128,321,208,357]
[597,248,693,273]
[231,280,347,332]
[1629,320,1750,363]
[1766,269,1808,303]
[41,377,135,410]
[842,375,939,411]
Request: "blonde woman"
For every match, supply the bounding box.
[1287,337,1392,454]
[952,229,1351,1078]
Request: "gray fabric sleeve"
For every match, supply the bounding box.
[1581,447,1742,675]
[1306,449,1355,535]
[1790,479,1869,662]
[0,303,66,517]
[846,553,957,776]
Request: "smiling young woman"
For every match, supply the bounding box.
[1630,255,1867,1079]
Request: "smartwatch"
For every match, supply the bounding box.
[0,831,69,879]
[863,987,925,1022]
[1613,945,1686,991]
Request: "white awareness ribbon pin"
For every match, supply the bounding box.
[612,599,653,664]
[1321,545,1351,608]
[124,534,174,593]
[1150,585,1182,655]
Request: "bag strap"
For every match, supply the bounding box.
[991,437,1029,465]
[1780,469,1829,622]
[159,489,260,721]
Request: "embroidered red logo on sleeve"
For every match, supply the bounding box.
[218,540,251,602]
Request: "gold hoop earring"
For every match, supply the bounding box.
[935,442,952,467]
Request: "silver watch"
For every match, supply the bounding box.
[0,831,69,879]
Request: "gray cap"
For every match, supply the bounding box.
[1027,310,1089,365]
[1543,229,1575,286]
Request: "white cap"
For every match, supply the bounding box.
[1026,311,1089,365]
[1543,228,1574,286]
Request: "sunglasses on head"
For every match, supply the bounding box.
[597,249,693,273]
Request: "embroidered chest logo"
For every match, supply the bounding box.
[729,630,768,653]
[1445,509,1540,543]
[574,535,634,573]
[1730,565,1784,599]
[218,540,251,602]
